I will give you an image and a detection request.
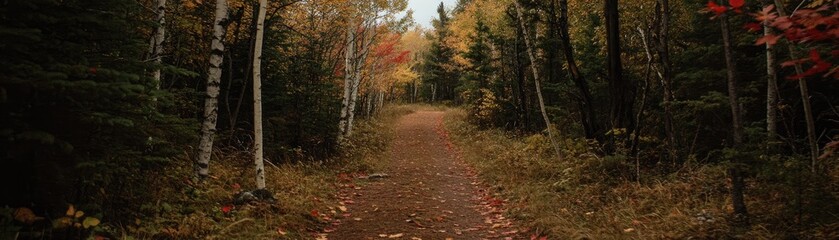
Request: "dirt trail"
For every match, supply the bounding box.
[328,111,525,240]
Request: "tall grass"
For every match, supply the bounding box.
[444,108,838,239]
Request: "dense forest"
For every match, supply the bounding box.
[1,0,837,239]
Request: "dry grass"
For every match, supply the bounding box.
[120,105,414,239]
[444,108,839,239]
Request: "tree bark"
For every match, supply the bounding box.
[658,0,678,162]
[605,0,635,150]
[149,0,166,89]
[197,0,229,179]
[338,19,356,143]
[515,0,563,160]
[252,0,267,190]
[558,0,599,141]
[772,0,819,172]
[721,14,748,223]
[764,0,779,151]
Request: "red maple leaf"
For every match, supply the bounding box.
[221,204,233,214]
[729,0,745,9]
[755,34,782,45]
[707,1,728,15]
[310,209,320,218]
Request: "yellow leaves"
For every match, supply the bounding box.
[82,217,101,229]
[54,204,100,229]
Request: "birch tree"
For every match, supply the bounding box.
[514,0,563,161]
[196,0,228,179]
[252,0,267,190]
[338,0,406,142]
[149,0,166,89]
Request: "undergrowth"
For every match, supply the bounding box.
[118,105,416,239]
[444,108,839,239]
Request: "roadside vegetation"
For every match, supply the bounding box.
[446,109,839,239]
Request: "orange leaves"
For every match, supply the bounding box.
[755,34,782,45]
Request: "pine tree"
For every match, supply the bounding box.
[421,2,458,102]
[0,0,188,212]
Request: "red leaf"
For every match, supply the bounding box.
[755,34,781,45]
[221,205,233,214]
[310,209,320,218]
[809,49,822,62]
[89,67,97,74]
[744,22,762,32]
[729,0,745,9]
[707,1,728,15]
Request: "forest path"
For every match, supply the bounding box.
[327,111,524,240]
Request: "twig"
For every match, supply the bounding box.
[220,218,255,234]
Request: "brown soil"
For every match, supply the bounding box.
[325,111,527,240]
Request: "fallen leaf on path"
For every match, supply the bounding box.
[338,206,347,212]
[388,233,404,238]
[624,228,635,233]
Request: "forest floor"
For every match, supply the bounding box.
[324,111,529,239]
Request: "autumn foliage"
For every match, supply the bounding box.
[707,0,838,79]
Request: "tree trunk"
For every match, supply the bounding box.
[558,0,599,141]
[658,0,678,162]
[338,19,356,142]
[149,0,166,89]
[773,0,819,172]
[197,0,229,179]
[251,0,267,190]
[721,14,748,223]
[764,0,779,151]
[515,0,563,160]
[605,0,635,151]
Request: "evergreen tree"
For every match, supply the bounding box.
[421,2,459,102]
[0,0,189,214]
[461,18,497,127]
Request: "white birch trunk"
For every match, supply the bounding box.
[149,0,166,89]
[338,20,355,143]
[252,0,267,190]
[515,1,563,161]
[197,0,228,179]
[344,19,377,138]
